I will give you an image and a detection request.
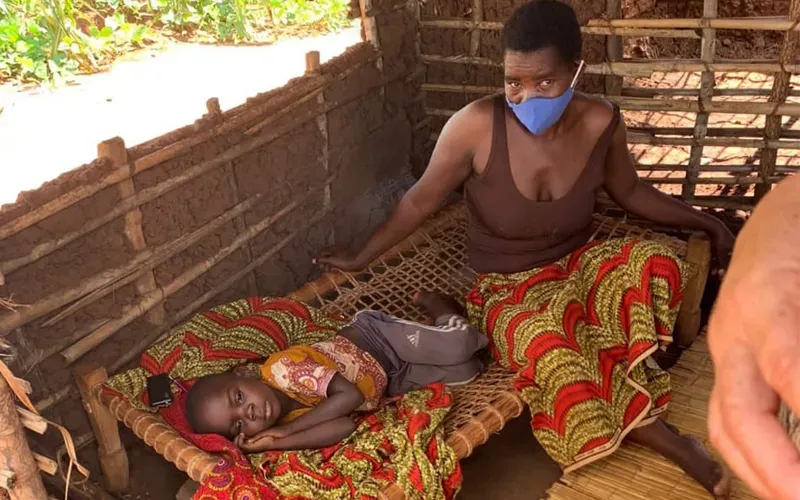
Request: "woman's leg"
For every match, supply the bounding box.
[628,419,731,499]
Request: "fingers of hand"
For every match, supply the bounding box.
[712,349,800,499]
[709,387,771,498]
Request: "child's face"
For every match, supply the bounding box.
[197,369,282,439]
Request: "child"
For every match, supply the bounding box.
[185,292,488,453]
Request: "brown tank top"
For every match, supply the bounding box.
[464,96,621,274]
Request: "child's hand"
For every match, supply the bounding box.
[234,432,277,453]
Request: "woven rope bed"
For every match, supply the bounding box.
[78,202,716,499]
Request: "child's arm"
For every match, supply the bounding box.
[271,373,364,436]
[237,416,357,452]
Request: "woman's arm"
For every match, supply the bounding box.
[238,417,357,452]
[603,118,735,262]
[316,101,490,271]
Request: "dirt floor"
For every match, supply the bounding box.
[0,25,361,207]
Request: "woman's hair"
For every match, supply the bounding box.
[502,0,582,64]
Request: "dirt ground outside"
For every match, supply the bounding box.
[0,24,362,207]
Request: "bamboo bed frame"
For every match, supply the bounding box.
[74,202,711,499]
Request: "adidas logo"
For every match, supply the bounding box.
[407,331,420,348]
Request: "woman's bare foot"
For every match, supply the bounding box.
[412,291,466,319]
[629,420,731,499]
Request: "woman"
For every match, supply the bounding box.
[318,0,735,496]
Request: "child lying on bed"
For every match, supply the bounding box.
[184,292,488,453]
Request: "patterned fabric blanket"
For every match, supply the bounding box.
[467,238,687,473]
[104,297,461,500]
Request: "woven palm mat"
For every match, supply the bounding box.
[544,335,757,500]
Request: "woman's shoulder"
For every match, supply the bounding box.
[571,93,619,134]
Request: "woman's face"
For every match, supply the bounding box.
[504,47,577,105]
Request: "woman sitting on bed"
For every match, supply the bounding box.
[316,0,736,497]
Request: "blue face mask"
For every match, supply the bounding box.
[506,60,585,135]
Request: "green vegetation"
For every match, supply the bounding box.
[0,0,350,84]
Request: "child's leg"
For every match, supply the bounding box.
[353,307,488,366]
[389,358,484,396]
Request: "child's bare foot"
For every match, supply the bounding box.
[412,291,466,319]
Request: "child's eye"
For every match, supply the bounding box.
[236,390,244,404]
[236,420,243,432]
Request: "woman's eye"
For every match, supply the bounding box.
[507,82,522,90]
[540,80,554,88]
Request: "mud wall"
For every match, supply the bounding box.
[0,2,420,492]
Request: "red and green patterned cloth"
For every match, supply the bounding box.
[104,297,461,500]
[467,238,687,473]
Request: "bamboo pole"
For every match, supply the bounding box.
[469,0,484,58]
[641,176,782,185]
[422,82,800,98]
[420,16,800,34]
[627,133,800,148]
[421,53,800,76]
[630,126,800,138]
[358,0,385,102]
[603,95,800,115]
[581,27,701,38]
[60,178,333,364]
[0,195,260,335]
[0,65,413,277]
[587,16,800,31]
[419,18,702,38]
[684,0,718,200]
[0,53,383,243]
[426,97,800,116]
[20,320,110,373]
[637,163,798,173]
[429,126,800,148]
[102,138,165,326]
[308,51,333,231]
[605,0,624,96]
[0,374,47,500]
[757,0,800,200]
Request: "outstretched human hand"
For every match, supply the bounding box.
[707,175,800,500]
[314,250,365,273]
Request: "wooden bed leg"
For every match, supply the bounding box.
[73,362,129,492]
[674,233,711,348]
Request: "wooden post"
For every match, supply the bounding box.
[305,51,322,75]
[99,138,165,326]
[469,0,483,58]
[757,0,800,201]
[73,362,129,492]
[0,374,47,499]
[214,97,261,299]
[311,52,333,235]
[604,0,623,96]
[682,0,717,201]
[674,234,711,347]
[359,0,385,100]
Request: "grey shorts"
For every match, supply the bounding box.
[345,310,489,396]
